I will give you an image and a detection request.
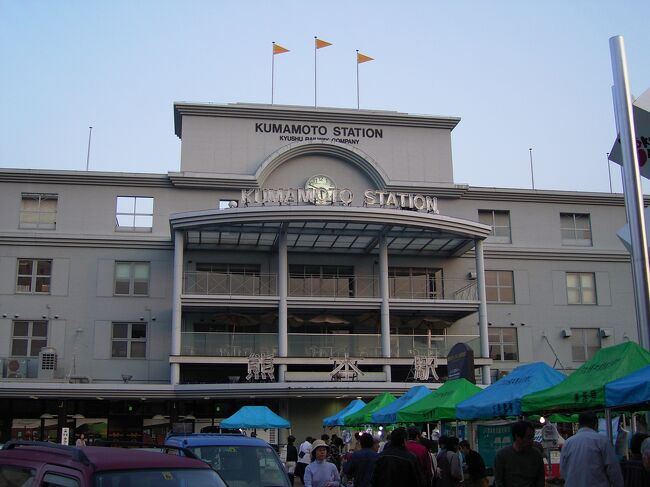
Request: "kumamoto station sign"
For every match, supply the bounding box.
[254,122,383,145]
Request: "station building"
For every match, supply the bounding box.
[0,102,637,443]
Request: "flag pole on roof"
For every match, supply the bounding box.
[314,37,332,107]
[356,50,374,110]
[271,42,289,104]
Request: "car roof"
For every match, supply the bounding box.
[165,433,272,448]
[0,443,211,472]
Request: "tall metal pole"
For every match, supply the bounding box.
[610,35,650,349]
[85,126,93,171]
[271,43,275,105]
[314,37,317,107]
[356,50,360,110]
[529,148,535,190]
[607,152,613,193]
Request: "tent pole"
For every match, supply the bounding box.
[631,413,637,433]
[605,408,613,443]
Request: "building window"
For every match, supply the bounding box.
[289,265,354,297]
[566,272,596,305]
[16,259,52,294]
[111,322,147,358]
[219,199,238,210]
[478,210,511,243]
[489,328,518,361]
[485,270,514,303]
[115,196,154,232]
[561,213,592,246]
[114,262,150,296]
[388,267,443,299]
[20,193,58,230]
[11,320,48,357]
[570,328,600,362]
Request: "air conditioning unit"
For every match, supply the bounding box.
[561,328,573,338]
[38,347,57,379]
[5,358,28,378]
[600,328,613,338]
[467,271,478,280]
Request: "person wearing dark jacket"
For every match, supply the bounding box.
[343,433,379,487]
[460,440,488,487]
[371,427,426,487]
[286,435,298,485]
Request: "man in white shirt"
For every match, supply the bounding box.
[295,436,313,484]
[560,412,623,487]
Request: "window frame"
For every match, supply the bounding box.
[114,261,150,296]
[485,270,515,303]
[478,209,512,243]
[570,328,601,362]
[115,196,154,232]
[111,322,148,359]
[16,258,53,294]
[488,327,519,361]
[566,272,597,305]
[561,213,592,246]
[11,319,49,357]
[387,267,443,299]
[20,192,58,230]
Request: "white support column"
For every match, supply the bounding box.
[379,235,391,381]
[170,230,184,385]
[475,239,491,385]
[278,229,288,382]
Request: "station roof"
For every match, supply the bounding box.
[169,206,491,256]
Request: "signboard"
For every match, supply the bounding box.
[447,343,475,383]
[476,424,513,469]
[61,427,69,445]
[609,88,650,179]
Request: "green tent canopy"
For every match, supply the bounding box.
[396,379,482,423]
[344,392,396,426]
[521,342,650,413]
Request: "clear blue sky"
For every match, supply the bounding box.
[1,0,648,193]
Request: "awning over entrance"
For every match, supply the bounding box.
[169,206,491,256]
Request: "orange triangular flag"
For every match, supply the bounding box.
[315,38,332,49]
[273,43,289,55]
[357,52,374,64]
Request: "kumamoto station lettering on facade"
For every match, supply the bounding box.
[255,121,383,144]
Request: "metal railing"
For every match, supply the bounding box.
[183,272,478,300]
[180,332,480,358]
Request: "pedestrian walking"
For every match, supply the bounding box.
[371,427,426,487]
[560,412,623,487]
[459,440,488,487]
[286,435,298,485]
[437,436,463,487]
[304,439,340,487]
[620,432,649,486]
[494,420,544,487]
[296,436,314,485]
[406,427,434,486]
[343,432,379,487]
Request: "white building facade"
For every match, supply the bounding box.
[0,102,637,442]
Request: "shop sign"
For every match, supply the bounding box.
[447,342,475,383]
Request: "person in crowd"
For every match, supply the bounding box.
[620,432,649,486]
[352,432,362,451]
[304,439,340,487]
[560,412,623,487]
[286,435,298,485]
[641,438,650,472]
[494,420,544,487]
[371,427,426,487]
[437,436,463,487]
[343,432,379,487]
[75,433,87,447]
[406,427,434,486]
[459,440,488,487]
[322,434,341,471]
[296,436,314,485]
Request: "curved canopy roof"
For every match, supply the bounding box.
[170,206,490,256]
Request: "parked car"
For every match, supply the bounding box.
[0,440,228,486]
[165,433,292,487]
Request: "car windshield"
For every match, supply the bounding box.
[0,465,37,487]
[94,468,227,487]
[186,445,291,487]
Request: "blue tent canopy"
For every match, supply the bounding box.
[323,399,366,427]
[371,385,432,424]
[220,406,291,429]
[456,362,565,420]
[605,365,650,408]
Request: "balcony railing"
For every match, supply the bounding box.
[180,332,480,358]
[183,272,477,300]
